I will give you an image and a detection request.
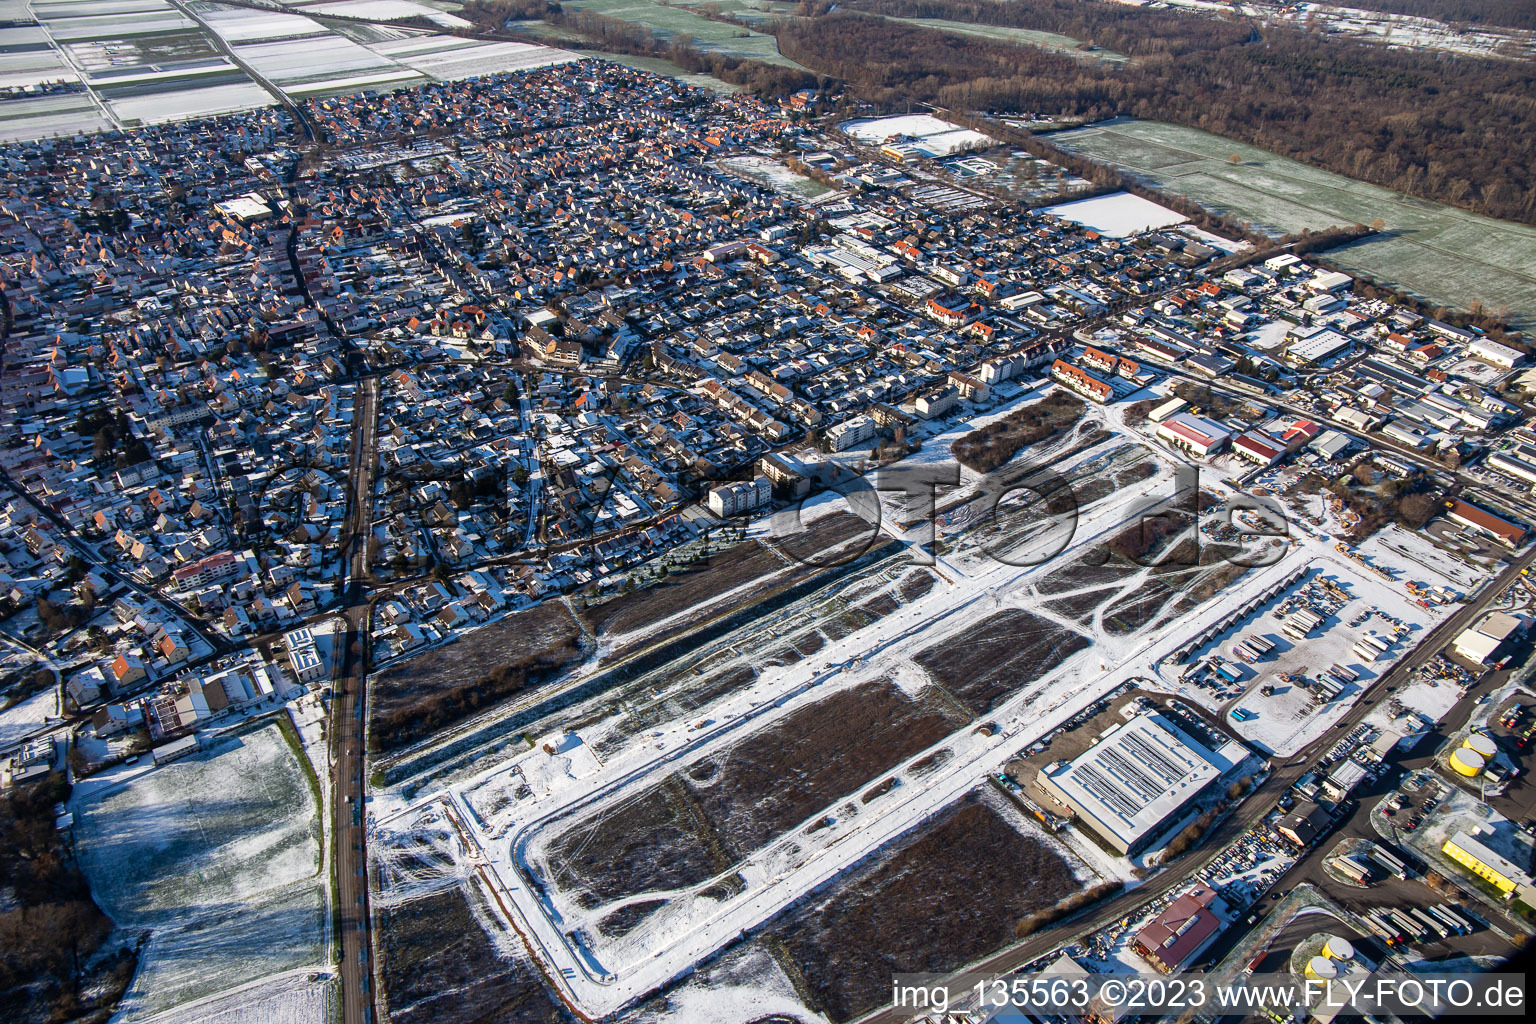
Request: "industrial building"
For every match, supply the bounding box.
[1451,611,1524,666]
[1446,499,1527,548]
[1133,885,1230,973]
[1155,413,1231,459]
[1442,831,1536,903]
[1036,710,1248,856]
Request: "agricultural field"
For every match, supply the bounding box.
[376,882,561,1024]
[1050,118,1536,331]
[562,0,807,67]
[880,15,1128,62]
[770,793,1093,1022]
[71,723,328,1020]
[6,0,576,139]
[913,609,1090,716]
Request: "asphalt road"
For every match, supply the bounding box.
[334,376,379,1024]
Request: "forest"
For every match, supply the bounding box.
[453,0,1536,227]
[1321,0,1536,31]
[773,4,1536,226]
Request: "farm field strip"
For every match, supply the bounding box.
[1050,118,1536,330]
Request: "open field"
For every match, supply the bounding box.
[914,609,1090,716]
[72,724,327,1019]
[546,782,723,909]
[581,538,790,644]
[1050,118,1536,330]
[686,678,966,860]
[881,16,1127,62]
[540,677,965,910]
[562,0,806,67]
[771,795,1083,1022]
[377,883,561,1024]
[372,599,583,750]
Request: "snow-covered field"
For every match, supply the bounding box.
[364,380,1504,1018]
[1041,191,1188,237]
[0,684,58,746]
[717,155,831,200]
[841,113,961,142]
[73,723,328,1021]
[841,113,993,154]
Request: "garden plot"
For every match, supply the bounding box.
[770,790,1095,1023]
[72,723,326,1019]
[1050,118,1536,330]
[0,684,58,745]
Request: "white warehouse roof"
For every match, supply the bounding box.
[1038,711,1246,854]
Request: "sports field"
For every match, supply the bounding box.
[1051,118,1536,331]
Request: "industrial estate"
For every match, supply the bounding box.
[2,2,1535,1024]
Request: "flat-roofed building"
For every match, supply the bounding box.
[1036,710,1247,855]
[1156,413,1231,459]
[1452,611,1525,665]
[1442,831,1536,903]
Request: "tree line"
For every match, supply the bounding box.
[1323,0,1536,31]
[765,5,1536,227]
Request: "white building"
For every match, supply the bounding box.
[826,414,876,452]
[707,477,771,518]
[1469,338,1526,370]
[1036,710,1248,855]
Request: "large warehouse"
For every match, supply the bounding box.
[1038,709,1249,855]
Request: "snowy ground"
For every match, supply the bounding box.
[841,113,978,143]
[362,387,1505,1017]
[73,723,328,1022]
[717,155,831,201]
[629,941,827,1024]
[0,683,59,746]
[1040,192,1188,237]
